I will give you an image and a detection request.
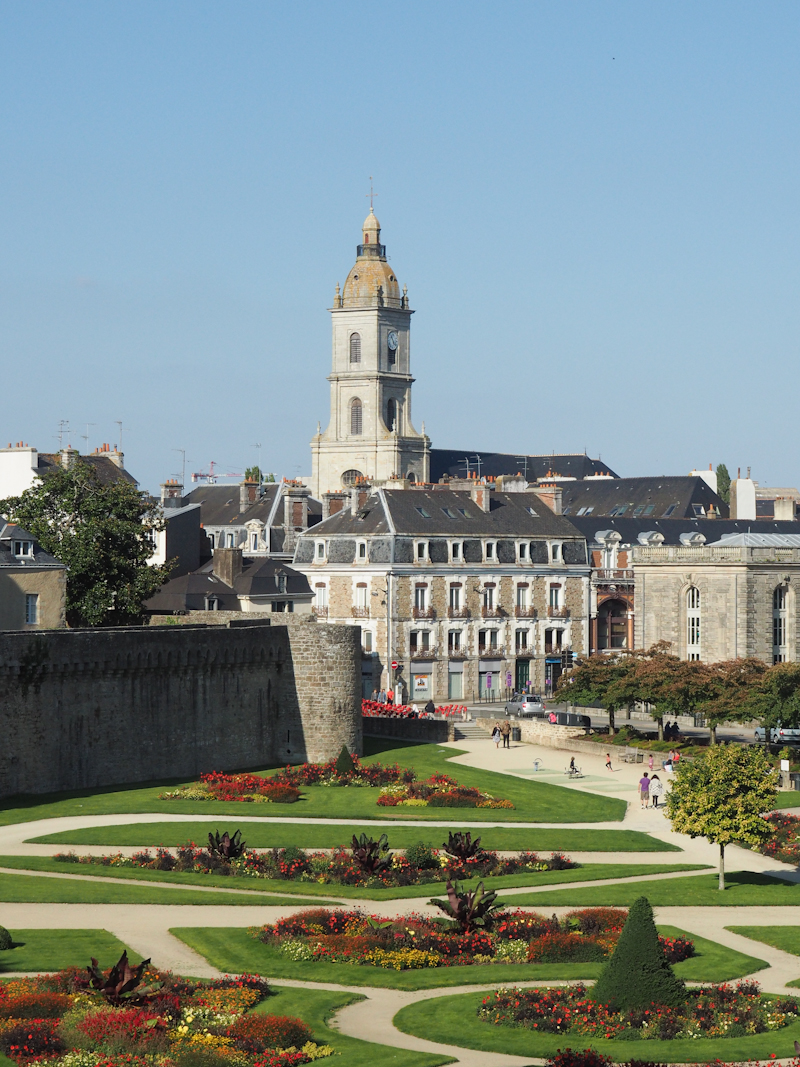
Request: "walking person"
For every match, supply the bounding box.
[501,719,512,749]
[648,753,654,773]
[569,756,577,775]
[605,752,613,772]
[639,771,650,808]
[649,774,664,808]
[492,722,501,749]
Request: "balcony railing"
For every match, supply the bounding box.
[412,606,436,620]
[448,647,469,659]
[514,646,533,658]
[312,606,328,618]
[351,606,370,618]
[515,606,537,618]
[594,568,634,581]
[448,606,470,619]
[478,645,505,658]
[410,647,437,660]
[545,643,564,654]
[481,606,506,619]
[547,606,570,619]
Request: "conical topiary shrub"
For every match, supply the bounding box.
[590,896,685,1010]
[335,745,356,777]
[0,925,12,951]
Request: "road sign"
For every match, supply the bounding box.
[486,672,493,689]
[391,660,399,671]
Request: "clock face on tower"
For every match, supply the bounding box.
[387,330,399,351]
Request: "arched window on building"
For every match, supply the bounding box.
[349,333,361,363]
[773,585,788,663]
[686,587,701,660]
[598,599,628,650]
[386,398,397,430]
[350,398,363,435]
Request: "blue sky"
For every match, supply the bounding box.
[1,2,799,493]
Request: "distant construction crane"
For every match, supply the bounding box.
[190,461,244,484]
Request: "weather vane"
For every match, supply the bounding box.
[366,176,377,211]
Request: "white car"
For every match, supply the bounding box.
[505,694,546,718]
[754,723,800,744]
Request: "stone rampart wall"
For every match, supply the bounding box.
[0,617,361,798]
[362,716,452,744]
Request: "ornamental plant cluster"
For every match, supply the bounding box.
[54,836,571,888]
[479,981,799,1040]
[361,700,467,718]
[758,812,800,864]
[0,962,335,1067]
[377,772,513,809]
[159,773,301,804]
[251,907,694,971]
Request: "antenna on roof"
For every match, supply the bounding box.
[461,456,471,477]
[81,423,96,454]
[115,421,124,453]
[173,448,186,486]
[515,456,530,479]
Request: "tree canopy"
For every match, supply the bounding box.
[716,463,731,504]
[0,463,171,627]
[665,743,778,889]
[742,662,800,737]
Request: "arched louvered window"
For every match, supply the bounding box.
[386,398,397,430]
[350,398,363,435]
[349,333,361,363]
[686,587,701,660]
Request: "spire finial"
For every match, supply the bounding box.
[366,176,377,211]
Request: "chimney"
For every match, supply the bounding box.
[774,496,795,522]
[322,490,349,520]
[60,447,79,470]
[282,481,311,553]
[470,481,493,512]
[730,478,756,520]
[212,547,243,587]
[531,483,563,515]
[160,479,184,508]
[239,479,259,513]
[496,474,528,493]
[108,447,124,469]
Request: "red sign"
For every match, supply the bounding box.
[391,660,399,671]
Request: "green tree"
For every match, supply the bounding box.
[716,463,731,504]
[244,466,261,483]
[557,651,640,735]
[665,744,778,889]
[743,662,800,746]
[591,896,685,1010]
[699,658,769,744]
[0,463,171,627]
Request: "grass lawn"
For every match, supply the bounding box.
[507,871,800,907]
[0,870,323,905]
[29,823,673,852]
[773,793,800,810]
[0,858,703,902]
[727,924,800,985]
[0,929,142,973]
[392,989,800,1063]
[0,739,624,827]
[170,923,762,990]
[256,984,450,1067]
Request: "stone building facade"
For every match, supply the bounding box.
[293,481,590,701]
[0,523,66,631]
[633,534,800,664]
[0,615,361,798]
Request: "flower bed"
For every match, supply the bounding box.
[758,811,800,864]
[479,981,798,1040]
[54,835,570,888]
[158,760,512,810]
[251,907,694,971]
[362,700,467,718]
[0,960,333,1067]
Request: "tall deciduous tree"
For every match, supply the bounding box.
[665,744,778,889]
[743,663,800,745]
[700,659,769,743]
[630,644,712,741]
[556,651,640,734]
[0,464,171,627]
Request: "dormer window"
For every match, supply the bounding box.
[205,595,219,611]
[450,541,462,562]
[13,541,33,558]
[415,540,429,562]
[550,542,561,562]
[357,540,367,560]
[518,542,528,561]
[315,540,326,561]
[277,574,287,594]
[485,541,496,561]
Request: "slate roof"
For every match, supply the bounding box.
[0,522,65,569]
[37,453,139,487]
[430,450,618,482]
[568,515,800,547]
[557,476,728,520]
[711,532,800,548]
[144,557,312,613]
[309,489,585,539]
[182,484,323,531]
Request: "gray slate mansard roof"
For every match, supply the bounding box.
[557,476,728,520]
[0,522,65,569]
[37,453,139,487]
[182,484,322,529]
[430,450,618,483]
[144,557,312,614]
[304,489,586,539]
[567,515,800,548]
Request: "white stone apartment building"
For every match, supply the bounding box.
[293,481,590,702]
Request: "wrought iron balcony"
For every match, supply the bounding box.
[448,606,470,619]
[594,568,634,581]
[412,606,436,620]
[478,645,505,658]
[351,606,370,618]
[410,647,437,660]
[515,606,537,618]
[481,606,506,619]
[312,606,328,618]
[547,606,570,619]
[447,648,469,659]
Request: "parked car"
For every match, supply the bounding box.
[505,694,546,718]
[754,723,800,744]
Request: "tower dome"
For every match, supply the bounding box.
[341,211,403,309]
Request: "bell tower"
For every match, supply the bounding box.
[311,208,430,498]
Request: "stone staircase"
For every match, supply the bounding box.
[452,721,489,741]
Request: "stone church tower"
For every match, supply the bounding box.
[310,209,430,498]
